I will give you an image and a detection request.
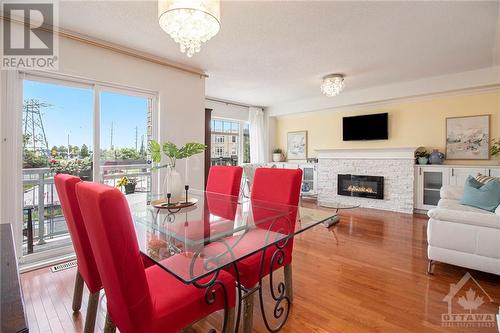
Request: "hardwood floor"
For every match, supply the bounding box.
[20,205,500,332]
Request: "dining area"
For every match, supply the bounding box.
[51,165,336,333]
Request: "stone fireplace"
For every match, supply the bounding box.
[316,147,416,213]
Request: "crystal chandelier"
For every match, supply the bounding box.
[158,0,221,57]
[321,74,345,96]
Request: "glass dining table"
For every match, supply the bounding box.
[126,190,336,333]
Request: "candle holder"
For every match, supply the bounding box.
[166,193,172,206]
[184,185,190,203]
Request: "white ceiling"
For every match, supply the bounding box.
[57,1,500,108]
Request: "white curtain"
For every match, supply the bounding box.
[1,70,23,248]
[248,107,266,163]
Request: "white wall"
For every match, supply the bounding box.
[206,99,249,121]
[0,24,205,230]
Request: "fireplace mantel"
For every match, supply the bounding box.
[316,147,417,160]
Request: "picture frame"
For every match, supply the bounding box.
[287,131,307,160]
[446,115,490,160]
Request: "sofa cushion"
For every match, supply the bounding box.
[428,207,500,229]
[439,185,464,201]
[460,176,500,212]
[437,199,492,214]
[475,173,498,184]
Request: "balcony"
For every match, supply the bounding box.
[22,164,151,256]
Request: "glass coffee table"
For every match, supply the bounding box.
[318,201,360,227]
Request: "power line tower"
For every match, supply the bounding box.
[135,126,138,151]
[23,99,50,155]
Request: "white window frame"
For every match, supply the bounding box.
[12,70,159,268]
[210,117,248,165]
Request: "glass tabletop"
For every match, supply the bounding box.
[127,190,336,283]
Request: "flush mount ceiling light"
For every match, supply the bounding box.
[321,74,345,96]
[158,0,221,57]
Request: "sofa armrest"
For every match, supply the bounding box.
[440,185,464,201]
[428,208,500,229]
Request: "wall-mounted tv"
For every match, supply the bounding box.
[342,113,388,141]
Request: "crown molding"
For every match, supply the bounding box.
[0,14,208,78]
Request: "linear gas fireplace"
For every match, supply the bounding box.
[338,174,384,200]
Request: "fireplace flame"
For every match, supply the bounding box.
[346,184,377,194]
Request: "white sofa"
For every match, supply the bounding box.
[427,185,500,275]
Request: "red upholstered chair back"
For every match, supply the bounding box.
[54,174,102,293]
[251,168,302,206]
[76,182,153,333]
[206,166,243,197]
[251,168,302,233]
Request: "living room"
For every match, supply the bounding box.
[1,1,499,333]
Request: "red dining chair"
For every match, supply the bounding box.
[226,168,302,333]
[75,181,236,333]
[204,165,243,239]
[206,165,243,196]
[54,174,102,333]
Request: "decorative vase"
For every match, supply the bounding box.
[429,149,445,165]
[163,166,183,199]
[124,184,136,195]
[417,157,428,165]
[272,153,282,162]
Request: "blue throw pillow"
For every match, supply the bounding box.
[460,176,500,212]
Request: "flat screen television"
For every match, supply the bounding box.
[342,113,388,141]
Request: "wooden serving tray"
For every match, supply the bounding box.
[151,197,198,210]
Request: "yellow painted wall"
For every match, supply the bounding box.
[275,90,500,165]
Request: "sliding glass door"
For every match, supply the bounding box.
[99,90,152,194]
[20,74,156,265]
[22,79,94,257]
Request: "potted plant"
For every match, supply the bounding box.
[272,148,283,162]
[415,150,429,165]
[149,140,206,198]
[491,138,500,161]
[117,176,137,194]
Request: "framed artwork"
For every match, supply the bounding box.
[287,131,307,160]
[446,115,490,160]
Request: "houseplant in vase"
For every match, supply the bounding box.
[149,140,206,199]
[491,138,500,162]
[117,176,137,195]
[415,150,429,165]
[272,148,283,162]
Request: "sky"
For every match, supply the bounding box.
[23,80,148,150]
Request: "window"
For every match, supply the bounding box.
[20,75,155,263]
[210,118,248,166]
[215,147,224,156]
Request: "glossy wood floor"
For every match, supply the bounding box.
[20,205,500,332]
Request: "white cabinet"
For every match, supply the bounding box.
[266,162,318,194]
[414,165,500,211]
[449,167,488,186]
[415,166,450,210]
[487,167,500,178]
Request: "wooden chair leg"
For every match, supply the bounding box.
[103,312,116,333]
[224,306,236,333]
[242,292,254,333]
[72,271,84,312]
[284,264,293,304]
[84,291,100,333]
